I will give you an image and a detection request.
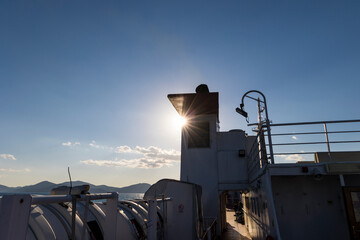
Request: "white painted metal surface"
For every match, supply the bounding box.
[147,199,158,240]
[104,193,118,240]
[0,194,32,240]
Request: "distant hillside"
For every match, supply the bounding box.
[0,181,151,194]
[0,184,16,192]
[19,181,56,193]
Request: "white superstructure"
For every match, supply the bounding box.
[168,85,360,240]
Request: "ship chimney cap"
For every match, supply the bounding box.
[195,84,209,93]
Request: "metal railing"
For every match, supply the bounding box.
[201,218,216,240]
[248,119,360,164]
[0,193,118,240]
[245,119,360,181]
[247,128,269,182]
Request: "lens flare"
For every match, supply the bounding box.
[173,115,187,129]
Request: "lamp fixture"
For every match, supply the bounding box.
[236,107,248,118]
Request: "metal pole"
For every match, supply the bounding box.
[147,199,158,240]
[71,196,77,240]
[104,192,118,240]
[265,170,282,240]
[81,196,90,240]
[257,98,265,168]
[264,98,275,164]
[257,97,262,130]
[241,90,274,164]
[323,123,332,161]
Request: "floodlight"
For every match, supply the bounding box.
[236,107,248,118]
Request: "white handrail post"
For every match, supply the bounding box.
[147,199,158,240]
[0,194,32,240]
[104,192,118,240]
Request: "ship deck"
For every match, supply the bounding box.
[221,209,251,240]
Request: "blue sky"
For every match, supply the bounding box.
[1,1,359,187]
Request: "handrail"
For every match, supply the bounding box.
[31,192,117,204]
[270,140,360,146]
[249,119,360,164]
[248,119,360,127]
[246,128,270,183]
[201,218,216,240]
[269,130,360,136]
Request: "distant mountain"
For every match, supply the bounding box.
[19,181,56,193]
[0,181,151,194]
[92,183,151,193]
[0,184,16,192]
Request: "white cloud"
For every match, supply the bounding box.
[115,145,180,160]
[62,141,81,147]
[134,146,180,160]
[81,158,174,169]
[0,154,16,161]
[292,136,297,140]
[62,141,72,146]
[81,145,180,169]
[115,145,133,153]
[89,141,113,150]
[277,154,304,163]
[89,140,100,148]
[0,168,30,173]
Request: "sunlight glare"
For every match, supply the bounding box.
[173,115,187,129]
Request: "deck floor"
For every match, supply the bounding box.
[221,209,251,240]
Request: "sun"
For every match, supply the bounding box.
[173,115,187,129]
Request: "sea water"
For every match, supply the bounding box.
[117,193,144,200]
